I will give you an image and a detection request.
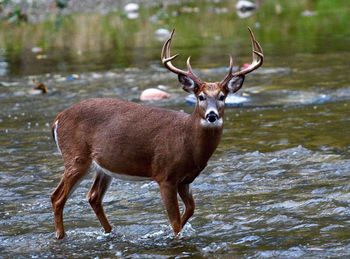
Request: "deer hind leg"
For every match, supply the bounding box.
[51,157,91,239]
[159,181,181,236]
[87,170,112,233]
[178,183,195,228]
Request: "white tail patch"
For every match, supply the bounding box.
[53,120,62,154]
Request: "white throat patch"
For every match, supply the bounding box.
[200,118,223,128]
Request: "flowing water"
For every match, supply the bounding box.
[0,1,350,258]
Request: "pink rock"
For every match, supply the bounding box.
[140,88,170,101]
[242,63,251,69]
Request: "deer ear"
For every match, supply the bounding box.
[178,74,198,93]
[225,76,245,94]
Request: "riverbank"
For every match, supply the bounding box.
[0,0,181,23]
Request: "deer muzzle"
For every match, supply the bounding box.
[206,110,219,123]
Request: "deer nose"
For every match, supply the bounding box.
[206,111,219,123]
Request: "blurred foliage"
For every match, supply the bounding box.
[0,0,28,23]
[0,0,349,75]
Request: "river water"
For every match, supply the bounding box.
[0,1,349,258]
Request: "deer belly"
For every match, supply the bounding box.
[91,160,151,181]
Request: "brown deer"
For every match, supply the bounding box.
[51,28,263,239]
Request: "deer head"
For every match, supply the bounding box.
[161,28,263,127]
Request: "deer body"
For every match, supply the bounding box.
[51,29,263,239]
[54,98,221,183]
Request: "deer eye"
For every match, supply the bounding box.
[219,95,225,101]
[198,95,206,101]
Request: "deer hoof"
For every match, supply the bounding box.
[56,231,65,240]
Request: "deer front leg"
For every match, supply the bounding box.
[178,183,195,228]
[159,181,181,236]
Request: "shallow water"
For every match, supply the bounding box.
[1,1,350,258]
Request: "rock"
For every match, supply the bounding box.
[32,80,48,94]
[154,28,171,41]
[66,74,80,81]
[31,47,43,53]
[140,88,170,101]
[124,3,139,13]
[236,0,257,19]
[124,3,139,19]
[235,0,257,12]
[126,12,139,19]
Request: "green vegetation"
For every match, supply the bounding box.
[0,0,349,75]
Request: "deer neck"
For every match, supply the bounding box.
[188,106,224,167]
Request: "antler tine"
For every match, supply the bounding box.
[161,30,184,75]
[231,27,264,77]
[161,29,202,84]
[219,55,234,86]
[186,56,194,73]
[228,55,234,74]
[161,29,188,75]
[220,28,263,86]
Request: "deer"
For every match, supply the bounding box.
[50,28,263,239]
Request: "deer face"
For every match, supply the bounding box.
[197,83,226,127]
[178,74,245,127]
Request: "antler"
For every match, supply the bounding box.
[161,29,203,86]
[220,27,264,86]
